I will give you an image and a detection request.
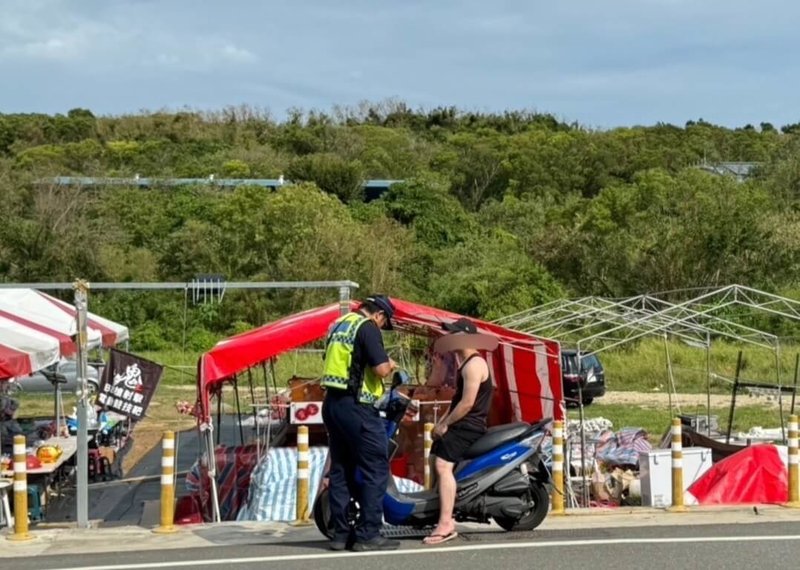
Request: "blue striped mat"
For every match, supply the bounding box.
[237,446,424,522]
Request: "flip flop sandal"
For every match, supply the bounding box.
[422,531,458,545]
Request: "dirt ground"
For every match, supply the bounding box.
[119,385,198,474]
[601,390,785,408]
[121,417,196,475]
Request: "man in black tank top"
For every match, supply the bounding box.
[424,318,497,546]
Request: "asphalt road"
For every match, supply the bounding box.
[16,521,800,570]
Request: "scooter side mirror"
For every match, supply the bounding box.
[391,370,411,389]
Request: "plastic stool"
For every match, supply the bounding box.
[27,483,43,522]
[0,478,13,528]
[88,449,102,481]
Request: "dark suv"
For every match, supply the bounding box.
[561,349,606,406]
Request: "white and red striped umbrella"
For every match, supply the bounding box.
[0,314,60,379]
[0,289,129,352]
[0,288,129,380]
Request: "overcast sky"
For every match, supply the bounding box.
[1,0,798,128]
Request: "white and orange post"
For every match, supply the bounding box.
[424,422,434,490]
[550,420,565,515]
[788,414,799,508]
[154,430,177,533]
[8,435,33,541]
[668,418,688,512]
[293,426,311,524]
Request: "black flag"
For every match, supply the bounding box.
[97,348,163,421]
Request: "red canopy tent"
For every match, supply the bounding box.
[192,297,562,523]
[197,297,563,426]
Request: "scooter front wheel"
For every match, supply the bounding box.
[494,481,549,532]
[313,488,361,539]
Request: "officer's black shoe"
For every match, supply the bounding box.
[352,536,400,551]
[329,535,355,551]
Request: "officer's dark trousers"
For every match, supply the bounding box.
[322,390,389,543]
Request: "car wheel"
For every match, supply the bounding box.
[582,397,594,406]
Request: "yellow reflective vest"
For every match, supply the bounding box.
[321,312,385,405]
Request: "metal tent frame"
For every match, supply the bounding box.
[496,285,800,508]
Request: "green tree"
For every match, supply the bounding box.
[286,153,365,203]
[429,230,564,319]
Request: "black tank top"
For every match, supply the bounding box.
[449,354,493,433]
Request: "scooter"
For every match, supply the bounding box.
[313,371,552,537]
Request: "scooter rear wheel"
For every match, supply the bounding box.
[494,481,549,531]
[313,488,361,539]
[313,488,334,539]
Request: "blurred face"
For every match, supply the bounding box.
[376,311,389,330]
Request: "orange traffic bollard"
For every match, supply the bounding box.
[667,418,688,513]
[153,431,177,533]
[424,422,434,490]
[292,425,312,525]
[7,435,33,541]
[787,415,799,508]
[551,420,565,515]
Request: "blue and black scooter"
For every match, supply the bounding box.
[313,371,552,537]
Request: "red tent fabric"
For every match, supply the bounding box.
[687,444,788,505]
[197,298,562,425]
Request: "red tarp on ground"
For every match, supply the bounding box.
[687,444,788,505]
[197,298,563,426]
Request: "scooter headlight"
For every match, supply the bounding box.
[520,432,545,449]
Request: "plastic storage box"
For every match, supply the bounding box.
[638,447,713,507]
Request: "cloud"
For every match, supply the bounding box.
[2,37,79,61]
[0,2,118,63]
[0,0,798,127]
[220,44,257,63]
[0,0,257,70]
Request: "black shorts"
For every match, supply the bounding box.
[431,425,485,464]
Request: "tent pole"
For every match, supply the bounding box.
[776,345,785,444]
[181,285,189,357]
[216,389,222,447]
[54,383,62,440]
[792,354,799,416]
[270,358,279,393]
[577,386,588,508]
[261,362,270,396]
[663,334,675,418]
[205,428,221,522]
[706,333,711,436]
[233,374,244,445]
[74,280,90,529]
[726,351,743,444]
[247,369,257,426]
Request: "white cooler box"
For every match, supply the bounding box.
[638,447,713,507]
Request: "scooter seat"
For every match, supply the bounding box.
[462,422,534,459]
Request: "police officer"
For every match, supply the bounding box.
[321,294,400,552]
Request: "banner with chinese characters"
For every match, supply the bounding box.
[97,348,164,421]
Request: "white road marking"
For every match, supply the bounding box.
[57,534,800,570]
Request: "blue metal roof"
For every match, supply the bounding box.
[45,177,405,192]
[49,176,290,188]
[696,162,760,181]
